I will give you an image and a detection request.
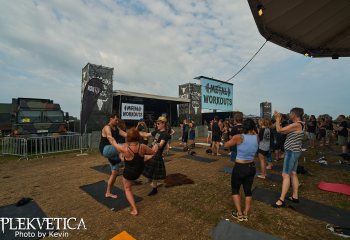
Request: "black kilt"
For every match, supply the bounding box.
[142,155,166,180]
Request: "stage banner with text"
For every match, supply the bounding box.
[121,103,144,120]
[200,77,233,111]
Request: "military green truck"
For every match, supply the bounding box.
[0,98,69,137]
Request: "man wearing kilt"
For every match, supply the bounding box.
[140,116,170,196]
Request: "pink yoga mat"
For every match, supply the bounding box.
[318,181,350,196]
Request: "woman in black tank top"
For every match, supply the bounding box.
[123,144,145,180]
[110,128,156,216]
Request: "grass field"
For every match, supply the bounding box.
[0,138,349,239]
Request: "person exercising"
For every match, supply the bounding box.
[99,113,126,199]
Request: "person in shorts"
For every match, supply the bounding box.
[336,115,349,154]
[99,113,127,199]
[273,108,304,208]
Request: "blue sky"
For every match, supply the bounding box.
[0,0,349,119]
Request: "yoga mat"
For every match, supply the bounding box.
[80,180,142,211]
[319,163,350,171]
[256,173,283,183]
[90,164,123,175]
[181,154,217,163]
[211,220,280,240]
[252,187,350,226]
[195,142,211,147]
[220,167,282,182]
[171,147,185,152]
[318,182,350,196]
[256,164,283,172]
[0,200,51,240]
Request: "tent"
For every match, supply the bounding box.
[247,0,350,58]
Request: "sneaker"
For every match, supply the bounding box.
[257,174,266,179]
[243,214,248,222]
[231,211,244,222]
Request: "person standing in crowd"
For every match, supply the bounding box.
[257,118,272,179]
[211,116,222,156]
[109,128,157,216]
[222,121,230,144]
[188,120,196,148]
[99,113,127,199]
[273,108,304,208]
[181,119,189,147]
[140,116,170,196]
[317,117,326,147]
[207,120,213,144]
[325,116,333,146]
[224,118,258,222]
[165,124,175,155]
[306,115,317,149]
[336,115,349,154]
[136,120,149,145]
[229,113,244,162]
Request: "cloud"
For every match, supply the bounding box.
[0,0,349,119]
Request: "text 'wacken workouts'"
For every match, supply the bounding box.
[0,217,86,238]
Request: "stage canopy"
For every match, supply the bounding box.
[248,0,350,58]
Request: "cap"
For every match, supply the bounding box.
[156,116,167,122]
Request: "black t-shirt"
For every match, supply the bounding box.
[281,120,288,128]
[307,120,317,133]
[183,124,189,133]
[212,122,220,136]
[325,121,333,130]
[229,124,243,137]
[151,130,170,157]
[339,121,348,137]
[99,127,121,154]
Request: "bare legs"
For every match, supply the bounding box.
[232,195,252,216]
[123,177,138,216]
[212,141,220,156]
[105,170,118,199]
[275,171,299,205]
[258,153,267,176]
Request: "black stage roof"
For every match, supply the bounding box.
[248,0,350,58]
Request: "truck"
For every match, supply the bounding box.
[0,98,69,137]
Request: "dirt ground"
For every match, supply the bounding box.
[0,138,349,240]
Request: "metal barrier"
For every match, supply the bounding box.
[1,134,91,159]
[1,137,27,157]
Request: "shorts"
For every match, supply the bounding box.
[182,132,189,143]
[258,149,269,156]
[318,129,326,138]
[102,145,121,171]
[307,132,316,140]
[208,131,212,136]
[231,162,256,196]
[212,134,221,142]
[338,136,347,146]
[189,131,195,140]
[282,150,301,174]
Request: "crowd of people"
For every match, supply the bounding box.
[98,111,349,218]
[219,110,349,220]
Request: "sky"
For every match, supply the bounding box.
[0,0,349,119]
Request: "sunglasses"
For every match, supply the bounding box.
[156,122,164,125]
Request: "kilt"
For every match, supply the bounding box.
[142,155,166,180]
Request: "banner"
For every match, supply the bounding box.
[80,63,113,133]
[200,77,233,111]
[178,83,202,124]
[121,103,144,120]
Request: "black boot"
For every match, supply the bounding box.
[148,188,158,196]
